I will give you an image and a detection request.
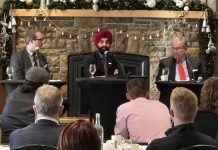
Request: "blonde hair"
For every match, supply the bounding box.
[170,87,198,122]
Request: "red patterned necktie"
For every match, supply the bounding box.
[178,60,186,80]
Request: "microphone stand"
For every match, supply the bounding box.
[185,56,195,82]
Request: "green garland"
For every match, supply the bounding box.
[1,0,216,79]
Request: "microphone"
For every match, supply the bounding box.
[104,50,109,57]
[185,57,195,81]
[197,76,203,82]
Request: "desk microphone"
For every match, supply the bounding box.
[104,51,109,57]
[185,57,195,81]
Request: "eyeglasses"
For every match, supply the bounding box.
[171,47,184,51]
[34,38,46,43]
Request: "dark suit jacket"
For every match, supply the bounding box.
[156,56,203,81]
[83,51,124,77]
[1,86,35,144]
[194,110,218,139]
[146,123,216,150]
[11,49,48,79]
[9,119,63,150]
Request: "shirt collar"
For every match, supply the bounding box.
[35,115,59,125]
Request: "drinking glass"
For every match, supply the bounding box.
[160,68,169,81]
[6,66,13,80]
[89,64,96,78]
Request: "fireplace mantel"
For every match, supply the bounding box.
[10,9,205,19]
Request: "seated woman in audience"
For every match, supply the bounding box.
[194,76,218,139]
[57,119,101,150]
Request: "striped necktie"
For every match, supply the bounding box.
[32,52,38,66]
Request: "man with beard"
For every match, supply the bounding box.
[83,30,124,77]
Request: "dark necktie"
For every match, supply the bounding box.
[32,52,38,66]
[178,60,186,80]
[102,58,108,76]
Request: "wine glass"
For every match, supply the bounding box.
[89,64,96,78]
[6,66,14,80]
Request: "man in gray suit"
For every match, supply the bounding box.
[9,85,64,150]
[11,29,48,79]
[156,36,203,81]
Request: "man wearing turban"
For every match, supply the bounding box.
[83,30,124,77]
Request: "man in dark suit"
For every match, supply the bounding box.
[83,30,124,77]
[9,85,64,150]
[156,36,203,81]
[146,87,216,150]
[11,29,48,79]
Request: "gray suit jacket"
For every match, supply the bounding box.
[9,119,63,150]
[156,56,203,81]
[11,49,48,79]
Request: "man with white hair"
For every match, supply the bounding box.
[156,36,203,81]
[9,85,64,150]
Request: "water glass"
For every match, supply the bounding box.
[6,66,13,80]
[89,64,96,78]
[160,68,169,81]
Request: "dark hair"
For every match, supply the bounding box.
[20,80,44,93]
[126,78,147,99]
[200,77,218,114]
[57,120,101,150]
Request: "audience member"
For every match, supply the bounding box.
[1,66,50,144]
[9,85,64,150]
[11,29,48,79]
[114,78,171,143]
[156,36,203,81]
[57,119,101,150]
[147,87,216,150]
[194,77,218,139]
[83,29,124,77]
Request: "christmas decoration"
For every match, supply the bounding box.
[26,0,33,6]
[92,3,98,11]
[146,0,156,8]
[184,6,189,12]
[85,0,92,3]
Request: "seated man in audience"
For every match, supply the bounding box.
[1,66,51,144]
[114,78,171,143]
[147,87,216,150]
[156,36,203,81]
[9,85,64,150]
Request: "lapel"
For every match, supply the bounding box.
[24,49,33,68]
[95,52,105,72]
[185,57,194,79]
[169,57,176,81]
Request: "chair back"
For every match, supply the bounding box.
[180,144,218,150]
[15,144,56,150]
